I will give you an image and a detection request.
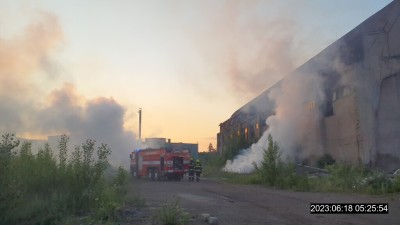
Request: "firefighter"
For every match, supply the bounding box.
[195,159,202,182]
[188,158,195,181]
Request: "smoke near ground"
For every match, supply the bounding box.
[0,11,137,166]
[224,72,326,173]
[223,42,352,173]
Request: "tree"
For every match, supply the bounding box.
[222,133,250,161]
[208,143,216,152]
[259,134,281,186]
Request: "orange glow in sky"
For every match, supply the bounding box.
[0,0,391,154]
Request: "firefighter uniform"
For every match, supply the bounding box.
[188,158,195,181]
[195,159,202,182]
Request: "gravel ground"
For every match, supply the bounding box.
[121,177,400,225]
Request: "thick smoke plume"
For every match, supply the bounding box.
[224,72,326,173]
[223,40,352,173]
[0,11,62,135]
[0,11,137,166]
[36,84,137,166]
[189,0,297,100]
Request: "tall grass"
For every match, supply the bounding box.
[0,134,129,225]
[150,199,189,225]
[310,163,400,194]
[253,134,310,191]
[219,134,400,194]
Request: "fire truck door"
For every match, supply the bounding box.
[173,157,183,170]
[138,155,143,171]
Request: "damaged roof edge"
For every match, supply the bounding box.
[222,0,399,125]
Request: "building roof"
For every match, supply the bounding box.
[221,0,400,126]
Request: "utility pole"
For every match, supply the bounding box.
[138,108,142,141]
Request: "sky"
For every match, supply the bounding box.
[0,0,392,160]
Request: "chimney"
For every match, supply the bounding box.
[138,108,142,141]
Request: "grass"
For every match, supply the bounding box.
[213,163,400,195]
[206,163,400,195]
[150,199,190,225]
[308,164,400,194]
[201,134,400,195]
[0,134,131,225]
[0,133,199,225]
[124,181,146,207]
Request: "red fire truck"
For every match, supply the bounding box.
[130,148,191,181]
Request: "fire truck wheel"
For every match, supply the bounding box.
[148,168,154,181]
[175,174,182,181]
[167,174,173,181]
[154,169,159,181]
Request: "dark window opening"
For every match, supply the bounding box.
[333,86,353,101]
[323,91,334,117]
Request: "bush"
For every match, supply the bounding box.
[258,134,281,186]
[325,163,367,192]
[309,163,399,194]
[221,135,250,162]
[150,199,189,225]
[317,153,335,168]
[198,152,224,168]
[0,133,129,225]
[276,163,310,191]
[255,134,309,190]
[391,176,400,193]
[358,170,394,194]
[223,172,262,185]
[198,152,226,178]
[222,134,399,195]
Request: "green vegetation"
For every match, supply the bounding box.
[220,134,250,162]
[310,163,400,194]
[150,199,189,225]
[317,153,335,168]
[0,134,130,225]
[258,134,281,186]
[205,134,400,195]
[254,134,310,190]
[198,151,225,178]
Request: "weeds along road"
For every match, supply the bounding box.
[133,177,400,225]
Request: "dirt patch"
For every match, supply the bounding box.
[128,178,400,225]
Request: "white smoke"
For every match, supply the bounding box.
[0,11,139,168]
[224,71,326,173]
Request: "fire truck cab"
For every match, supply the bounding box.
[130,148,191,181]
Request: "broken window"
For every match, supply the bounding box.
[332,91,337,101]
[342,86,352,96]
[332,86,353,101]
[323,91,334,117]
[306,100,316,111]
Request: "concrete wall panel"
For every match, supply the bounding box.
[324,94,359,163]
[388,16,400,57]
[218,1,400,171]
[376,74,400,172]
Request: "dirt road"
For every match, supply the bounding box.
[132,178,399,225]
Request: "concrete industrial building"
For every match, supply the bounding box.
[17,135,61,152]
[217,1,400,172]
